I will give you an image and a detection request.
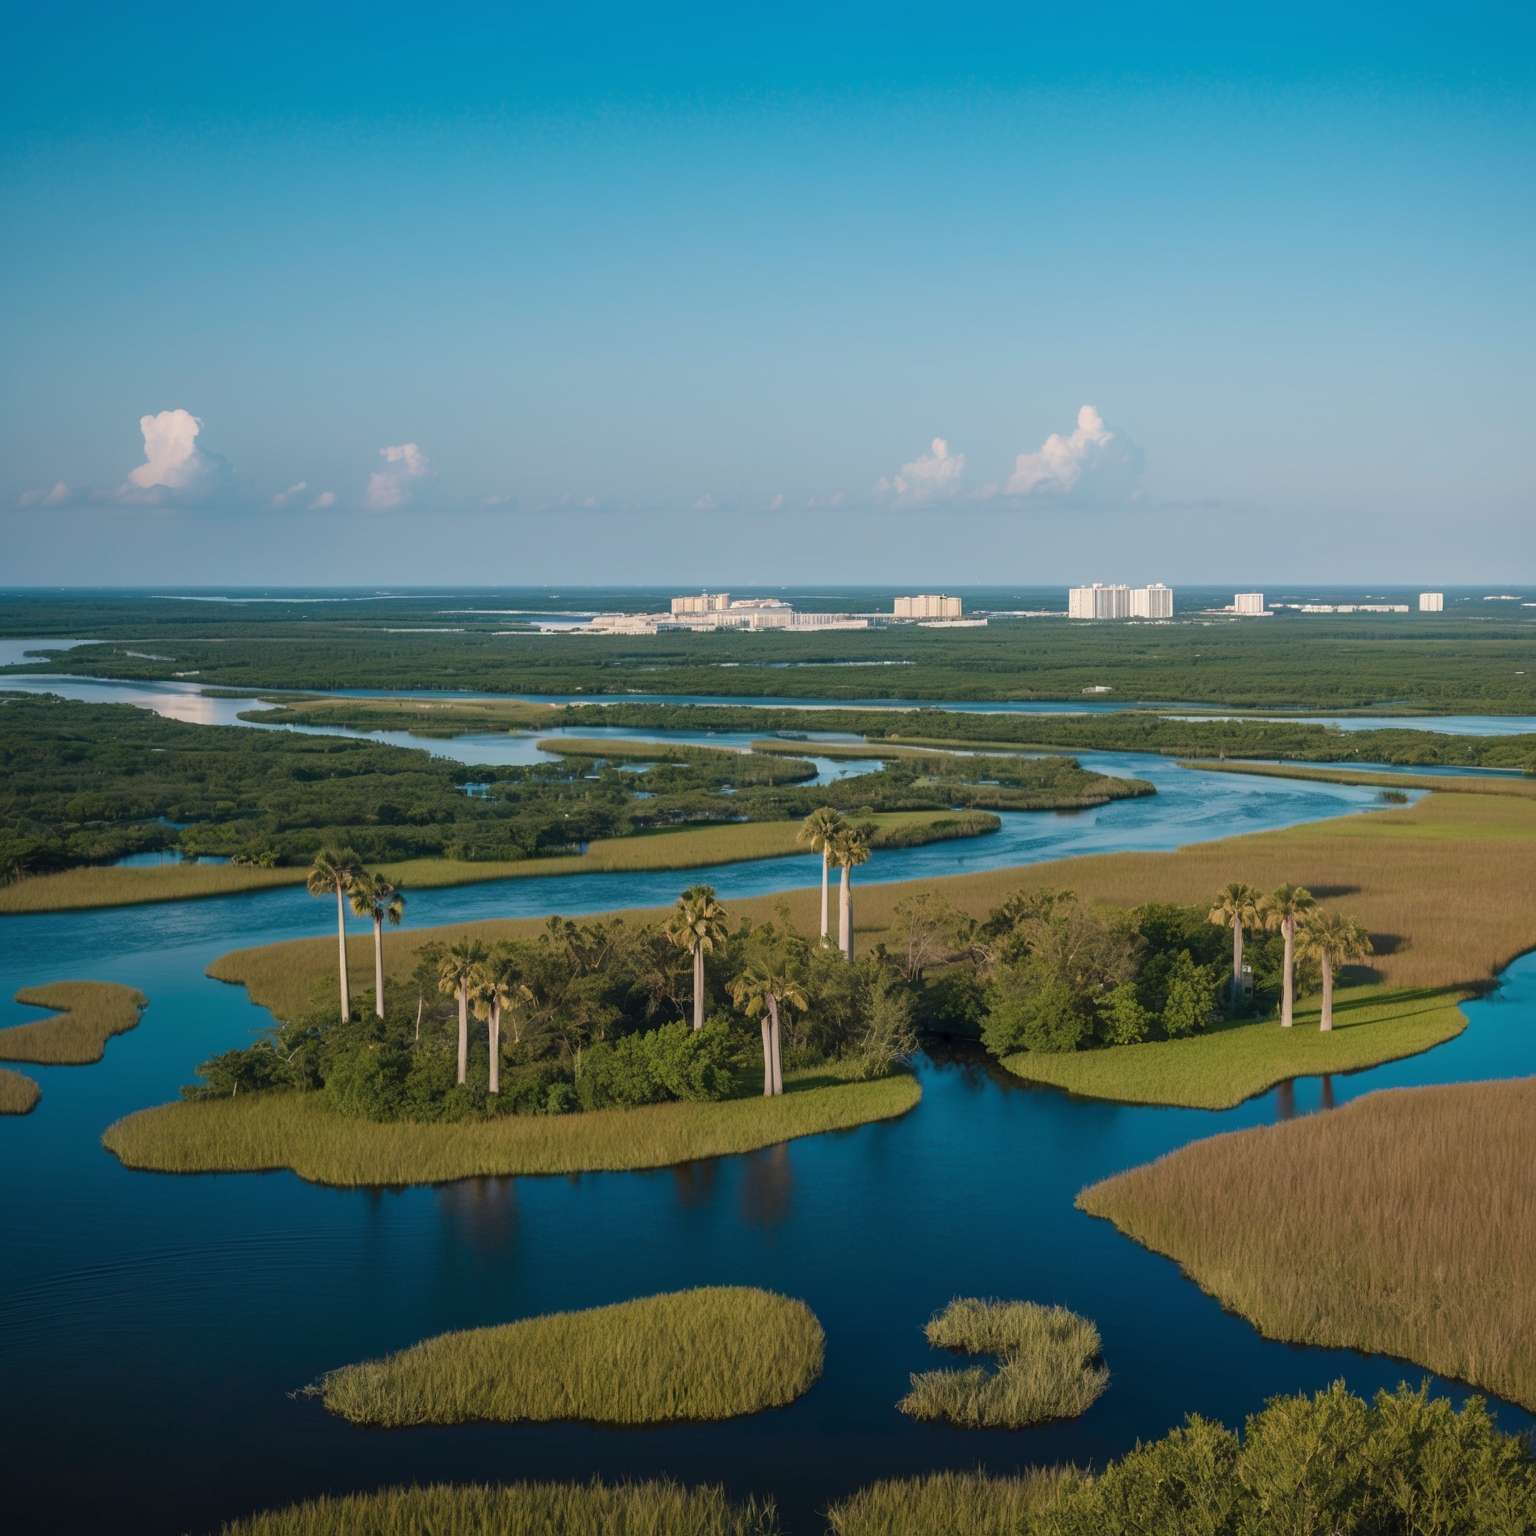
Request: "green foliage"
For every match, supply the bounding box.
[577,1020,737,1110]
[183,1040,300,1100]
[847,973,920,1079]
[983,965,1093,1055]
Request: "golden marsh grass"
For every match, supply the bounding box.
[1078,1078,1536,1410]
[0,1067,41,1114]
[0,981,146,1065]
[825,1469,1074,1536]
[316,1287,823,1426]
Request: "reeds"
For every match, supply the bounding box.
[825,1468,1076,1536]
[1078,1078,1536,1410]
[214,1479,778,1536]
[0,981,146,1065]
[897,1299,1107,1429]
[0,1067,40,1114]
[101,1070,919,1185]
[1005,985,1469,1109]
[316,1287,823,1426]
[0,862,304,914]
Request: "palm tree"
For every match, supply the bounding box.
[665,885,730,1029]
[350,872,405,1020]
[1298,909,1373,1031]
[798,807,846,941]
[1208,881,1264,1008]
[471,949,529,1096]
[1260,883,1315,1028]
[729,954,808,1097]
[307,846,361,1021]
[438,937,489,1084]
[828,826,871,962]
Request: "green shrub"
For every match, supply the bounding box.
[982,965,1092,1055]
[849,976,920,1079]
[578,1020,737,1111]
[182,1039,298,1100]
[1099,983,1151,1045]
[1156,951,1222,1038]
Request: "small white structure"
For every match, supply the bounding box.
[1419,592,1444,612]
[894,594,963,619]
[1130,583,1174,619]
[1234,592,1266,615]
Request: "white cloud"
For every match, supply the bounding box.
[580,496,599,508]
[481,492,514,507]
[271,482,307,508]
[120,409,227,503]
[767,492,784,511]
[982,405,1145,503]
[808,491,845,509]
[17,481,74,508]
[309,491,336,509]
[364,442,435,510]
[692,494,717,512]
[874,437,966,507]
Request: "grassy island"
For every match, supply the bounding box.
[316,1287,823,1427]
[101,1066,919,1185]
[215,1480,778,1536]
[0,1067,41,1114]
[0,981,146,1065]
[1079,1077,1536,1412]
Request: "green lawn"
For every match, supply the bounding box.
[1002,986,1469,1109]
[102,1066,920,1186]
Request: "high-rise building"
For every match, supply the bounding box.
[1234,592,1266,615]
[1071,584,1171,618]
[1130,583,1174,618]
[894,594,963,619]
[671,592,732,615]
[1419,592,1444,612]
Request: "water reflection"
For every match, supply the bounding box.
[435,1176,519,1254]
[738,1142,795,1229]
[670,1160,720,1210]
[1274,1073,1337,1122]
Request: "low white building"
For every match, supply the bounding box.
[1419,592,1444,612]
[1234,592,1266,615]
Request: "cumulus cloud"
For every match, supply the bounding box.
[309,491,336,509]
[17,481,75,508]
[364,442,435,510]
[980,405,1144,504]
[119,409,230,503]
[874,437,966,507]
[807,491,845,509]
[271,482,307,507]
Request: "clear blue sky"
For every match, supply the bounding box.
[2,2,1531,585]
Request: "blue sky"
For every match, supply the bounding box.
[2,2,1531,585]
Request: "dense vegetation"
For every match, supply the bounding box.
[0,982,146,1065]
[897,1299,1108,1428]
[0,694,1125,882]
[0,1067,41,1114]
[315,1287,824,1426]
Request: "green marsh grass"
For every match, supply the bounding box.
[0,862,306,914]
[101,1067,919,1185]
[898,1299,1108,1429]
[213,1479,778,1536]
[1003,985,1469,1110]
[1180,759,1536,798]
[316,1287,823,1426]
[825,1469,1075,1536]
[0,1067,41,1114]
[1078,1077,1536,1411]
[0,981,146,1065]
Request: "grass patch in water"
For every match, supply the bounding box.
[1079,1076,1536,1412]
[0,1067,40,1114]
[212,1479,778,1536]
[101,1065,919,1186]
[1002,985,1469,1110]
[826,1469,1074,1536]
[314,1286,822,1426]
[898,1299,1107,1429]
[0,981,146,1065]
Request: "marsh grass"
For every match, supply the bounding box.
[101,1067,919,1185]
[825,1468,1076,1536]
[0,862,305,913]
[316,1287,823,1426]
[0,1067,40,1114]
[0,981,146,1065]
[213,1479,778,1536]
[1003,985,1469,1109]
[1181,760,1536,798]
[898,1299,1107,1429]
[1078,1077,1536,1411]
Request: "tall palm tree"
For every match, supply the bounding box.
[1298,909,1373,1031]
[350,873,405,1020]
[829,826,871,962]
[1208,881,1264,1008]
[471,949,529,1096]
[308,846,361,1021]
[798,807,846,941]
[729,955,808,1097]
[438,937,489,1084]
[665,885,730,1029]
[1260,883,1315,1028]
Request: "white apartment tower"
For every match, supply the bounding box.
[1419,592,1444,612]
[1234,592,1266,615]
[1070,583,1172,619]
[894,594,963,619]
[1131,583,1174,618]
[671,592,732,615]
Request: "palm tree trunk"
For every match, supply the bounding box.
[693,943,705,1030]
[488,999,500,1094]
[820,850,829,940]
[1319,955,1334,1031]
[768,994,783,1096]
[1232,917,1244,1008]
[373,915,386,1020]
[335,883,350,1021]
[457,982,469,1083]
[760,1015,773,1096]
[1280,917,1295,1027]
[415,993,423,1044]
[839,865,852,961]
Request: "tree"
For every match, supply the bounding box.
[888,890,971,982]
[664,885,730,1030]
[471,947,530,1096]
[409,941,445,1044]
[729,951,808,1096]
[1208,882,1264,1008]
[349,872,405,1020]
[437,937,489,1084]
[307,846,361,1021]
[1298,909,1373,1031]
[828,826,871,962]
[798,806,846,941]
[1260,883,1316,1028]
